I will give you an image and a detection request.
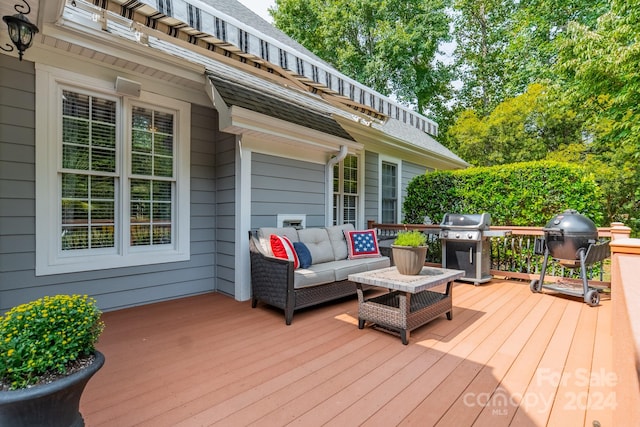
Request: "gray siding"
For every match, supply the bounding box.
[364,151,379,223]
[214,132,236,296]
[0,56,37,312]
[251,153,325,228]
[0,55,222,312]
[401,160,427,221]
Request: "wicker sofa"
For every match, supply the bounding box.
[249,224,390,324]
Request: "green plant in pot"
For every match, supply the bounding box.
[0,294,105,427]
[392,230,428,275]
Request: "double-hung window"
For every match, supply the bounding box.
[379,157,401,224]
[36,66,190,275]
[381,161,398,223]
[333,154,359,226]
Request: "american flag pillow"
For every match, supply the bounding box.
[345,229,380,259]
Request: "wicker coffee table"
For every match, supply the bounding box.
[348,266,464,344]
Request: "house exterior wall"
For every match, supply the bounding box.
[0,56,36,312]
[364,151,379,223]
[0,55,224,313]
[250,153,326,229]
[213,130,236,296]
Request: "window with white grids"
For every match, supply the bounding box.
[333,154,359,227]
[36,67,190,275]
[381,161,398,223]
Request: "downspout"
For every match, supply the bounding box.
[326,145,348,226]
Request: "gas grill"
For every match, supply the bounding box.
[439,213,510,284]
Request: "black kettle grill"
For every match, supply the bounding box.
[530,210,610,306]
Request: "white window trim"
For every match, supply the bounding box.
[378,155,402,224]
[331,152,364,228]
[35,65,190,276]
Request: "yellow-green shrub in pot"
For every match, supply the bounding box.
[0,294,105,427]
[392,230,428,275]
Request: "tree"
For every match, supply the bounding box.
[447,83,582,166]
[270,0,452,116]
[451,0,515,116]
[554,0,640,228]
[502,0,609,96]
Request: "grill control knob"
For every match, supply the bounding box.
[455,233,460,239]
[468,233,473,239]
[442,231,448,238]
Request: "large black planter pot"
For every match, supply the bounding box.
[0,351,105,427]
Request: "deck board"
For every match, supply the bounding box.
[80,279,618,426]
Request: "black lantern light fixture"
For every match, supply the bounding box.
[2,0,39,61]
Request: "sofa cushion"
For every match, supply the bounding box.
[270,235,299,268]
[332,257,391,281]
[294,256,390,288]
[293,242,312,269]
[294,264,336,289]
[297,228,335,264]
[344,229,381,259]
[325,224,354,260]
[257,227,299,256]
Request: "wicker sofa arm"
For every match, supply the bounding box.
[249,234,295,321]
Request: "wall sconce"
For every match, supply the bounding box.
[1,0,39,61]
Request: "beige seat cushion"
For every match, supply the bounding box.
[294,264,337,289]
[332,257,391,281]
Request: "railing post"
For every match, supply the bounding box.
[610,222,632,241]
[609,233,640,426]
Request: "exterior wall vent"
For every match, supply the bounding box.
[277,214,306,229]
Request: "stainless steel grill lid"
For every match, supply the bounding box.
[440,213,491,230]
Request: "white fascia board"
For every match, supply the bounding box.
[335,116,467,170]
[39,20,205,83]
[226,106,363,153]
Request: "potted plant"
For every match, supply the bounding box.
[0,294,105,427]
[392,230,428,275]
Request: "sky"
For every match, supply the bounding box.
[237,0,275,22]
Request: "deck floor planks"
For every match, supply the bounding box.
[245,338,410,426]
[358,283,528,426]
[114,317,365,425]
[79,280,618,427]
[398,283,541,426]
[471,297,567,427]
[428,289,556,426]
[510,299,583,425]
[216,337,399,425]
[343,282,539,426]
[546,301,599,427]
[584,298,613,427]
[87,296,364,425]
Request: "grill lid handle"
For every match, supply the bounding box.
[542,227,564,236]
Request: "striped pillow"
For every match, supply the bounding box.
[270,235,300,269]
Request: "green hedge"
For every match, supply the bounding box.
[404,161,605,226]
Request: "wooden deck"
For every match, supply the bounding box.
[80,279,617,426]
